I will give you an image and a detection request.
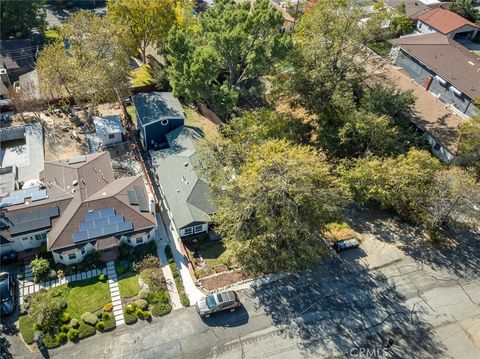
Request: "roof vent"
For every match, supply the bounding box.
[71,188,75,193]
[72,180,78,186]
[183,162,188,167]
[468,61,475,66]
[102,192,107,196]
[176,189,180,193]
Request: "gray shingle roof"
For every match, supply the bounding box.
[391,33,480,99]
[151,126,215,230]
[133,92,185,126]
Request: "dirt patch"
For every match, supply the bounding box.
[199,270,250,291]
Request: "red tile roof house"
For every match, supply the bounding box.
[0,152,156,265]
[416,8,480,40]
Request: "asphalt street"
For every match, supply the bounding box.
[7,249,480,359]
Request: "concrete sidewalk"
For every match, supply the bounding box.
[155,213,205,305]
[156,238,182,310]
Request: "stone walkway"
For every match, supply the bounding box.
[106,261,125,326]
[19,263,107,305]
[156,239,182,310]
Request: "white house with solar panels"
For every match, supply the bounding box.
[0,152,157,264]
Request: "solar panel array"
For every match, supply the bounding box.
[9,207,59,236]
[72,208,133,243]
[0,187,48,208]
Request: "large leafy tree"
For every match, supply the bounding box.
[278,0,389,119]
[165,0,290,118]
[107,0,179,62]
[426,167,480,234]
[0,0,46,39]
[341,149,441,224]
[457,113,480,177]
[37,10,131,122]
[210,140,349,274]
[450,0,479,22]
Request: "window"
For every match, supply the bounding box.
[160,119,169,126]
[59,254,64,260]
[108,134,115,139]
[433,143,441,151]
[136,237,144,244]
[127,238,131,244]
[68,253,76,260]
[194,225,204,233]
[183,227,193,236]
[81,247,86,255]
[22,237,29,241]
[35,233,46,241]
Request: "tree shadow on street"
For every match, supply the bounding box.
[248,258,446,358]
[345,208,480,279]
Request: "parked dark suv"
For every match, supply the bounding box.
[196,291,241,317]
[0,272,16,316]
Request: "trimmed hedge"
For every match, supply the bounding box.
[134,299,148,310]
[151,302,172,317]
[69,318,80,328]
[103,314,116,332]
[43,332,60,349]
[95,321,105,331]
[78,322,96,340]
[123,309,138,325]
[81,312,98,326]
[180,293,190,307]
[56,332,68,344]
[67,328,79,342]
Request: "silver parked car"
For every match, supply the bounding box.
[196,291,241,317]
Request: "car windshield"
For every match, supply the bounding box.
[0,280,9,302]
[206,295,217,309]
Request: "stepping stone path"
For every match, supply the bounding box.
[19,262,108,307]
[106,261,125,326]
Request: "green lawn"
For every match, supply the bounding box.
[118,272,141,298]
[131,64,155,88]
[19,315,35,344]
[50,277,111,318]
[196,241,230,267]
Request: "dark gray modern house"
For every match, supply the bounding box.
[151,126,215,239]
[133,92,186,150]
[391,33,480,162]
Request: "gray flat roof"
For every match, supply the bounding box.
[133,92,185,126]
[151,126,215,230]
[93,115,124,136]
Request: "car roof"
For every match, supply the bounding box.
[215,291,236,303]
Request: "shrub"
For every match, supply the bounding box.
[95,321,105,331]
[56,332,68,344]
[60,301,68,310]
[28,290,63,331]
[104,303,113,312]
[30,257,50,282]
[139,288,150,301]
[17,273,24,281]
[99,274,106,281]
[134,299,148,310]
[135,308,146,319]
[125,304,135,314]
[103,314,116,332]
[134,255,161,273]
[69,318,80,328]
[81,312,98,326]
[20,303,29,316]
[78,322,96,339]
[33,323,42,331]
[146,290,169,305]
[180,293,190,307]
[101,311,110,321]
[123,309,138,325]
[140,268,166,291]
[43,332,60,349]
[60,312,71,323]
[60,324,70,333]
[151,303,172,317]
[67,328,79,342]
[117,266,125,275]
